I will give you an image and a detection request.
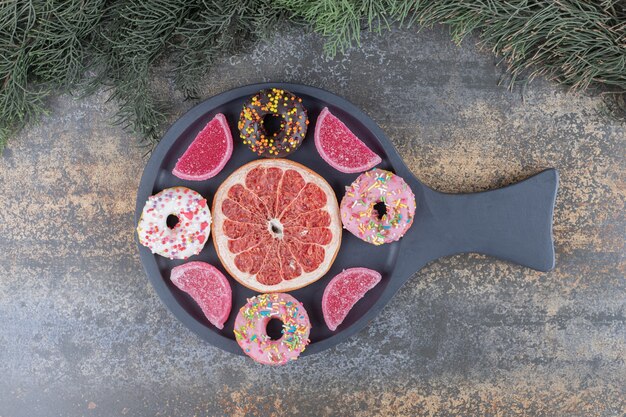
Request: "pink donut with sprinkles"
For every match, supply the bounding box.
[136,186,211,259]
[340,169,416,245]
[234,293,311,365]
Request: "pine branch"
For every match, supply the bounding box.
[281,0,626,93]
[86,0,195,147]
[0,0,624,153]
[0,0,104,150]
[172,0,292,99]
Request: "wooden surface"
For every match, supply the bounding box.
[0,26,624,416]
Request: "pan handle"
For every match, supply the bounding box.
[403,169,558,272]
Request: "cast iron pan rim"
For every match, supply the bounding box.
[135,82,421,356]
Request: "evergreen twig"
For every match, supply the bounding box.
[0,0,624,153]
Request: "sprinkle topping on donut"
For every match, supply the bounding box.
[238,88,308,157]
[340,169,416,245]
[234,293,311,365]
[137,186,211,259]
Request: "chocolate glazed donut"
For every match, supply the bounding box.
[238,88,309,157]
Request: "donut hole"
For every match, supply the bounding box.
[373,201,387,219]
[166,214,180,229]
[266,318,284,341]
[262,113,285,137]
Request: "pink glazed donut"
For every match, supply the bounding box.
[234,293,311,365]
[340,168,416,245]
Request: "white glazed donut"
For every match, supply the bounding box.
[136,187,211,259]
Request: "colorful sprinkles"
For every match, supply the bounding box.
[136,186,212,259]
[340,169,416,245]
[234,293,311,365]
[238,88,309,157]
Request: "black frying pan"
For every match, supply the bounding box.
[135,83,558,356]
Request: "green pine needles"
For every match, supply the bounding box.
[1,0,624,152]
[0,1,105,149]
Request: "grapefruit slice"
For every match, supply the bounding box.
[314,107,382,173]
[170,261,232,329]
[212,159,342,293]
[322,267,382,331]
[173,113,233,180]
